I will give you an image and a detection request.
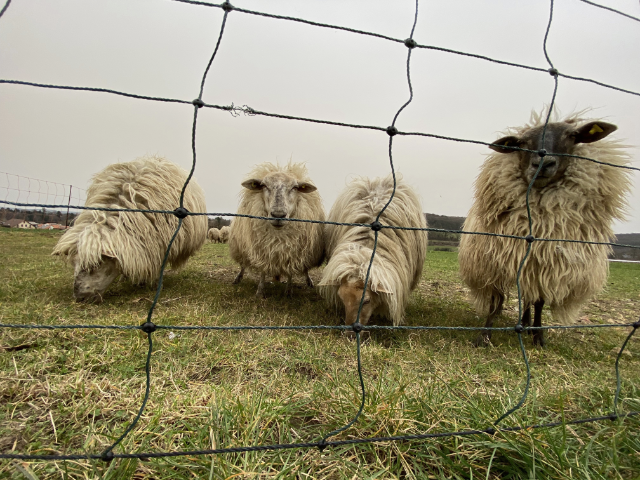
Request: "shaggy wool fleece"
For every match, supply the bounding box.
[229,162,325,278]
[53,155,207,283]
[459,111,632,324]
[319,175,428,325]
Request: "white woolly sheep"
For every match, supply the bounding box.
[229,162,325,297]
[53,155,208,302]
[208,228,221,243]
[219,225,230,243]
[318,175,428,327]
[458,110,632,347]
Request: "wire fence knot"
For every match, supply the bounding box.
[140,321,157,334]
[173,207,189,219]
[525,235,535,243]
[404,38,417,49]
[514,324,524,333]
[537,149,547,158]
[548,67,559,76]
[100,451,114,463]
[485,427,496,435]
[192,98,205,108]
[386,126,398,136]
[352,322,363,333]
[633,319,640,329]
[221,1,234,12]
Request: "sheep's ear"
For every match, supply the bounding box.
[489,136,521,153]
[373,287,392,294]
[241,179,264,190]
[574,121,617,144]
[295,182,317,193]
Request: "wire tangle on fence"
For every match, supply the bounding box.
[0,0,639,464]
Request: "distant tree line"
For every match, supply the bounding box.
[1,207,78,226]
[208,216,231,229]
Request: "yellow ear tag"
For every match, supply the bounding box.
[589,124,604,135]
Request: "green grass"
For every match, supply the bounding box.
[1,229,639,479]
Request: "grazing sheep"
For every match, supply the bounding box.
[208,228,221,243]
[458,110,632,347]
[229,162,325,296]
[318,175,428,327]
[219,225,230,243]
[53,155,208,302]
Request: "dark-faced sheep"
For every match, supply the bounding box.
[318,175,428,327]
[229,162,325,297]
[53,155,208,302]
[458,110,632,347]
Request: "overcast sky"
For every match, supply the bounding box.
[1,0,639,232]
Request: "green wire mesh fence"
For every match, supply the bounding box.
[0,0,639,464]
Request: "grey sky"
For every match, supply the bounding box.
[1,0,639,232]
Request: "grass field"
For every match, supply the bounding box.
[1,229,639,479]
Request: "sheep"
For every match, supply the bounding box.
[458,110,632,347]
[208,228,221,243]
[219,225,230,243]
[53,155,208,303]
[318,175,428,327]
[229,162,325,297]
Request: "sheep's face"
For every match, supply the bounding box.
[490,121,617,188]
[242,172,317,228]
[337,278,384,326]
[73,256,119,303]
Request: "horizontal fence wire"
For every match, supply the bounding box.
[0,0,639,466]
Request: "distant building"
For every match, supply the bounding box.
[2,218,33,228]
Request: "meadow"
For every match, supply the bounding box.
[1,229,639,479]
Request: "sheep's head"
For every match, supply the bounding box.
[490,120,617,188]
[73,256,119,303]
[337,278,387,326]
[242,172,317,228]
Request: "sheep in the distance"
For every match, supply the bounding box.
[458,110,632,347]
[208,228,220,243]
[229,162,325,296]
[53,156,208,302]
[318,175,428,327]
[219,225,230,243]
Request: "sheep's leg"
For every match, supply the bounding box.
[305,270,314,288]
[533,299,545,347]
[256,273,266,298]
[474,292,504,347]
[521,305,531,335]
[232,267,245,285]
[285,274,293,296]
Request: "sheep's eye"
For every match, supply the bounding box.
[362,298,371,305]
[298,185,306,190]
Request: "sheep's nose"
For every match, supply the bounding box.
[270,212,287,219]
[532,159,557,170]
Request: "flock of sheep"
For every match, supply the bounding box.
[52,110,632,347]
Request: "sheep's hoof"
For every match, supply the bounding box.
[232,272,243,284]
[306,276,314,288]
[473,334,492,348]
[533,333,545,348]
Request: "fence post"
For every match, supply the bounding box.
[65,185,72,227]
